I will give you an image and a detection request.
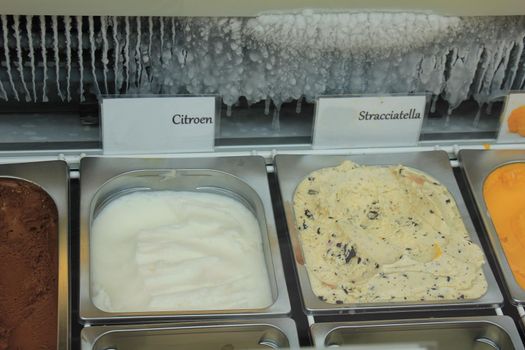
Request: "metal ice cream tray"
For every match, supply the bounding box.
[79,156,290,324]
[459,149,525,305]
[275,151,503,314]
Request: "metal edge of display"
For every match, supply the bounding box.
[458,149,525,305]
[274,150,503,314]
[0,160,70,350]
[80,317,299,349]
[78,155,290,324]
[309,316,524,350]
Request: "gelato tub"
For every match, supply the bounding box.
[79,156,289,324]
[81,318,299,350]
[310,316,524,350]
[0,161,69,350]
[275,151,502,314]
[460,149,525,304]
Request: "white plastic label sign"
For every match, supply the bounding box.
[497,93,525,144]
[313,95,426,149]
[101,96,216,154]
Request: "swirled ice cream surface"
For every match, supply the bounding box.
[293,161,487,304]
[91,190,272,312]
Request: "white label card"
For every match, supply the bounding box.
[101,96,216,155]
[313,95,426,149]
[497,93,525,144]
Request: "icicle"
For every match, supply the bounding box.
[148,17,153,54]
[124,16,130,92]
[160,17,165,64]
[135,17,142,87]
[264,97,270,115]
[0,39,7,99]
[430,95,438,113]
[101,16,109,94]
[490,44,514,94]
[486,102,493,115]
[52,15,64,101]
[112,16,119,94]
[295,97,303,114]
[166,17,177,94]
[480,46,505,102]
[1,15,19,100]
[142,16,153,84]
[516,34,525,90]
[26,15,37,102]
[444,107,452,127]
[64,16,72,101]
[506,40,524,90]
[40,15,48,102]
[0,80,7,101]
[472,106,482,127]
[0,33,7,100]
[517,58,525,90]
[171,17,176,49]
[147,16,153,79]
[226,104,232,117]
[76,16,84,102]
[272,105,281,130]
[13,15,31,101]
[89,16,101,96]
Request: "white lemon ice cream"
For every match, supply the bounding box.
[91,190,273,312]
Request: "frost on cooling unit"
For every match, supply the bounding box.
[0,12,524,119]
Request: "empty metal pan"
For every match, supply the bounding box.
[311,316,523,350]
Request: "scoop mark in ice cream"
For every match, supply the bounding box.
[0,178,58,350]
[293,161,488,304]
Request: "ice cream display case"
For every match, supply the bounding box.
[3,0,525,349]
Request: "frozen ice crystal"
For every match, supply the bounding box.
[0,12,523,124]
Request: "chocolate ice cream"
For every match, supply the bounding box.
[0,178,58,350]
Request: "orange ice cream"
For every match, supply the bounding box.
[507,106,525,136]
[483,163,525,289]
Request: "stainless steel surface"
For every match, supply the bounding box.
[310,316,524,350]
[81,318,299,350]
[275,151,503,314]
[0,160,70,350]
[79,156,290,324]
[459,149,525,305]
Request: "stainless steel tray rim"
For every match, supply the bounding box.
[89,167,261,220]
